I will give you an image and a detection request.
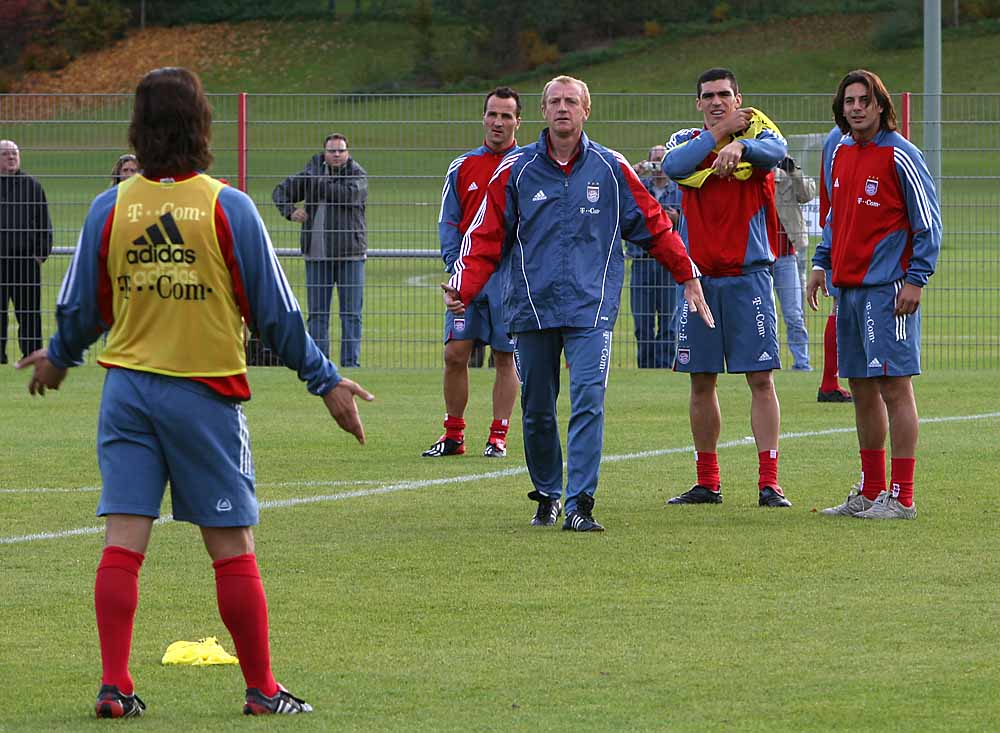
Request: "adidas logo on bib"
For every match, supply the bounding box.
[532,189,547,202]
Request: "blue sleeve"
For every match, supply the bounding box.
[219,187,341,396]
[894,142,942,287]
[46,190,117,369]
[814,215,832,270]
[438,157,464,273]
[739,127,788,169]
[662,128,713,180]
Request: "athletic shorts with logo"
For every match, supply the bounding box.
[836,280,921,378]
[96,368,259,527]
[443,276,514,352]
[674,269,781,374]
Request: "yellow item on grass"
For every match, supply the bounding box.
[674,108,783,188]
[161,636,239,666]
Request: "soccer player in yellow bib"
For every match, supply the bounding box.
[17,67,373,718]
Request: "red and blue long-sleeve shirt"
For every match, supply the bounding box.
[813,129,941,288]
[47,173,339,400]
[662,124,787,277]
[448,129,699,333]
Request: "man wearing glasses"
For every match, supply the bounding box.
[273,134,368,367]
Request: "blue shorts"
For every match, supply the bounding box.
[96,369,259,527]
[837,280,921,378]
[674,270,781,374]
[444,278,514,352]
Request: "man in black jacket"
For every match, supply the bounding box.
[1,139,53,363]
[272,134,368,366]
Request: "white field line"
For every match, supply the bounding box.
[2,411,998,546]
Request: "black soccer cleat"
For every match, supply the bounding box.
[421,436,465,457]
[561,494,604,532]
[817,387,853,403]
[528,490,562,526]
[95,684,146,719]
[758,486,792,507]
[667,484,723,505]
[483,438,507,458]
[243,685,314,715]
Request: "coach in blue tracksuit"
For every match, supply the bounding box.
[443,75,715,532]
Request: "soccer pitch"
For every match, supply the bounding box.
[2,364,1000,730]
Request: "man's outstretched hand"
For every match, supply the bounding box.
[322,377,374,444]
[16,349,68,396]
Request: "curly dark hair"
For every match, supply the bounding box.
[128,68,213,176]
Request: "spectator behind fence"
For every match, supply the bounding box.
[662,67,792,509]
[422,87,521,459]
[272,134,368,367]
[807,69,941,520]
[0,139,53,364]
[16,67,373,717]
[110,154,138,186]
[772,155,815,371]
[442,75,712,532]
[628,144,683,368]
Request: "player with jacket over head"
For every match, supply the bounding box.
[17,67,373,717]
[443,75,713,532]
[807,69,941,520]
[662,67,792,509]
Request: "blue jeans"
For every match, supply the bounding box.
[305,258,364,367]
[773,254,810,369]
[629,258,677,368]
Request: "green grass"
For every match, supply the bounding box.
[3,364,1000,730]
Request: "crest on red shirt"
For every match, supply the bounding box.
[864,177,879,196]
[587,183,600,203]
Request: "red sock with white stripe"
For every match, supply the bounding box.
[95,545,144,695]
[443,414,465,442]
[820,314,840,392]
[757,449,779,491]
[695,451,721,492]
[488,418,509,447]
[214,553,278,697]
[890,456,916,507]
[859,449,887,500]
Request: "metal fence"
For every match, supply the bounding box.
[1,91,998,369]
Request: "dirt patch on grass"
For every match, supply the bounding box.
[11,22,269,95]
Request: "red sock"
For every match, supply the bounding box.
[859,449,887,500]
[95,545,144,695]
[443,414,466,442]
[757,449,779,491]
[890,456,916,507]
[214,554,277,696]
[489,418,509,445]
[694,451,721,491]
[820,313,840,391]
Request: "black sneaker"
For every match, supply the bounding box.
[817,387,853,403]
[421,436,465,457]
[758,486,792,507]
[562,494,604,532]
[483,438,507,458]
[243,685,314,715]
[95,684,146,719]
[667,484,722,505]
[528,490,561,526]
